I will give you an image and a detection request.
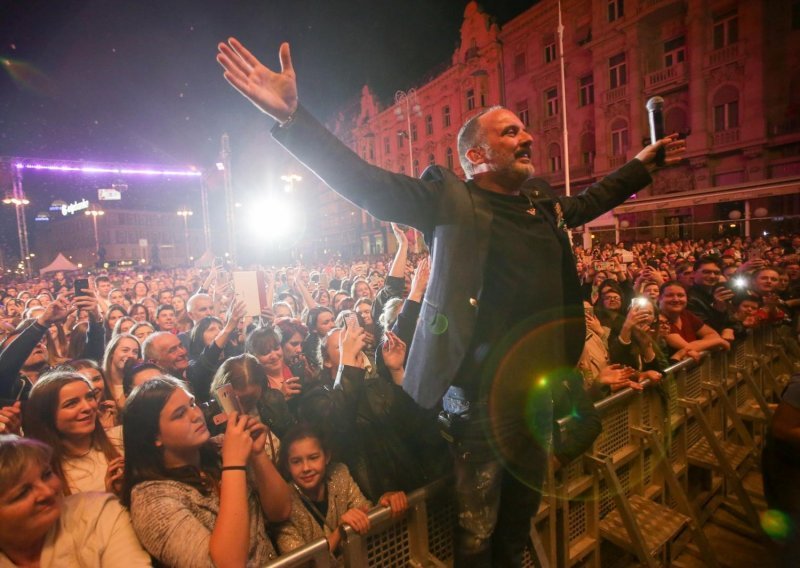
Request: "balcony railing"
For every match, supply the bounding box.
[638,0,668,14]
[707,43,739,67]
[542,115,560,130]
[712,127,740,146]
[608,154,626,169]
[645,62,687,91]
[603,85,627,105]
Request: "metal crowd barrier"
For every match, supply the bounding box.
[264,327,793,567]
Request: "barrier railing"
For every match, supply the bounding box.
[264,327,792,567]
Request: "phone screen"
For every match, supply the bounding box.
[74,278,90,296]
[215,384,243,415]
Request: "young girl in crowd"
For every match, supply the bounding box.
[22,371,124,495]
[101,333,141,409]
[275,423,407,558]
[0,435,151,567]
[112,316,136,336]
[210,354,293,462]
[103,305,127,339]
[122,376,291,567]
[130,321,155,343]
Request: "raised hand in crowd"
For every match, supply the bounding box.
[0,401,22,434]
[339,314,366,369]
[585,310,605,338]
[72,288,102,322]
[105,455,125,495]
[391,222,408,247]
[382,331,407,386]
[35,295,69,327]
[408,256,430,302]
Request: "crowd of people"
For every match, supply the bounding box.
[0,222,798,565]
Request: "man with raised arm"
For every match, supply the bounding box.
[217,38,685,567]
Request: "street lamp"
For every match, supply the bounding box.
[2,182,31,275]
[84,207,104,263]
[394,88,422,175]
[394,89,424,252]
[177,208,193,260]
[280,173,302,193]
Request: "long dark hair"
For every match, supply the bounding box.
[121,376,220,507]
[22,371,120,495]
[188,316,224,360]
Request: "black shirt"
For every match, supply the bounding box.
[455,184,566,391]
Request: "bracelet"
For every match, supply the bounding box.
[221,465,247,472]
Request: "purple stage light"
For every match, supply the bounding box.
[15,163,201,177]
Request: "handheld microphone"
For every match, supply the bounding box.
[646,96,666,167]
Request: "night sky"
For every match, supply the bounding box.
[0,0,535,260]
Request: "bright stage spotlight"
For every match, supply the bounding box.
[245,195,296,242]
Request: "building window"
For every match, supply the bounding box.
[428,153,435,166]
[713,11,738,50]
[480,89,487,107]
[413,159,419,177]
[609,52,627,89]
[397,131,404,151]
[712,85,739,131]
[369,141,375,161]
[610,118,629,156]
[794,0,800,30]
[411,122,418,142]
[466,89,475,111]
[425,114,433,135]
[579,74,594,106]
[548,143,562,172]
[664,36,686,67]
[514,51,527,77]
[544,42,556,64]
[608,0,624,22]
[545,87,559,117]
[516,100,529,126]
[443,105,451,127]
[580,131,596,165]
[384,137,390,154]
[446,147,454,170]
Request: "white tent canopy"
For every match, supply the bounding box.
[39,253,79,275]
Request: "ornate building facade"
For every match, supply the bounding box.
[299,0,799,256]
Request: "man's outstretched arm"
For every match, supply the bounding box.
[217,38,441,233]
[217,39,298,124]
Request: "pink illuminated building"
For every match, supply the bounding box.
[305,0,799,255]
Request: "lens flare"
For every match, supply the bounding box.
[1,57,57,97]
[761,509,793,541]
[477,307,586,489]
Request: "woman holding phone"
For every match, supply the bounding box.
[122,376,291,567]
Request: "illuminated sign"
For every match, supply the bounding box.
[98,188,121,201]
[35,212,51,222]
[61,199,90,216]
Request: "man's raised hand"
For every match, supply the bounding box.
[217,39,298,123]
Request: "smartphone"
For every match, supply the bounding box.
[200,399,228,436]
[73,278,90,297]
[215,383,243,415]
[0,377,30,408]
